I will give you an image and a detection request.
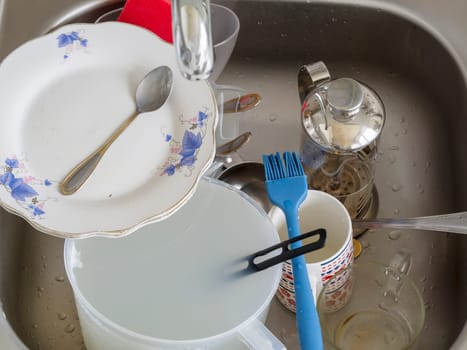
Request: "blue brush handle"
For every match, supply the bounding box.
[284,202,324,350]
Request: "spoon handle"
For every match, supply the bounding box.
[59,111,138,195]
[222,93,261,114]
[352,212,467,235]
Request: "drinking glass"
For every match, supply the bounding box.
[317,254,425,350]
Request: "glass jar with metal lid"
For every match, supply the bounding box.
[298,61,385,234]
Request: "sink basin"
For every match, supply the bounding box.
[1,0,466,349]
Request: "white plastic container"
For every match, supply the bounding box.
[64,178,284,350]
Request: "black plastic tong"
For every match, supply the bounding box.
[249,228,327,271]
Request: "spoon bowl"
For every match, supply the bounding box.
[59,66,173,195]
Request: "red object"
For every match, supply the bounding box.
[118,0,173,43]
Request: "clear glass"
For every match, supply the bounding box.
[95,3,238,83]
[317,262,425,350]
[172,0,214,80]
[302,144,376,224]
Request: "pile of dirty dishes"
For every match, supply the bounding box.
[0,10,286,350]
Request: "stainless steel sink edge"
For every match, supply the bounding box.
[0,0,466,349]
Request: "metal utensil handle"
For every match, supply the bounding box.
[297,61,331,104]
[59,111,138,195]
[250,228,327,271]
[216,131,252,156]
[223,93,261,113]
[352,212,467,235]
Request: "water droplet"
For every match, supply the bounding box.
[64,324,75,333]
[57,313,67,321]
[424,301,431,310]
[55,276,65,283]
[42,263,47,269]
[360,240,369,249]
[387,230,402,240]
[420,276,427,283]
[394,131,399,137]
[402,128,408,135]
[391,184,402,192]
[257,20,263,25]
[268,113,278,122]
[418,188,425,194]
[389,145,399,150]
[393,208,400,215]
[40,255,46,260]
[331,17,338,23]
[387,155,396,164]
[343,19,349,24]
[36,286,45,292]
[399,116,406,123]
[378,302,390,311]
[412,161,417,167]
[280,32,288,38]
[32,324,38,329]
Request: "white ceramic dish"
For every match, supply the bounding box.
[0,22,217,238]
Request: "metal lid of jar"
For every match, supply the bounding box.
[302,77,385,153]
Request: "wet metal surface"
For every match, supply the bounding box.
[1,1,466,349]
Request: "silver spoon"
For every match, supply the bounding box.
[222,93,261,114]
[202,132,252,178]
[59,66,173,195]
[352,212,467,235]
[216,131,252,158]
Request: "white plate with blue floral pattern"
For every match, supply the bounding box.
[0,22,217,238]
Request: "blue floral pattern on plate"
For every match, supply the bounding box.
[0,156,54,218]
[57,31,88,60]
[160,109,210,176]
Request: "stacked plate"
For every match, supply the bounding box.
[0,22,218,238]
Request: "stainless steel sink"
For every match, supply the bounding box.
[1,0,466,349]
